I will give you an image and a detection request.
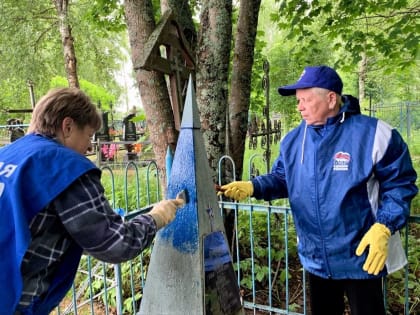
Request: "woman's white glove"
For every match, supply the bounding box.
[149,198,185,229]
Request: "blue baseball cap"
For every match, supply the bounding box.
[278,65,343,96]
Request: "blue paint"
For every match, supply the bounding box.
[204,231,232,272]
[165,146,173,183]
[160,129,199,253]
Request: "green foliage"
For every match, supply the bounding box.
[257,0,336,124]
[243,139,280,178]
[100,166,161,211]
[0,0,126,116]
[131,112,147,123]
[273,0,419,69]
[50,76,116,110]
[386,227,420,313]
[236,210,298,303]
[260,0,420,115]
[249,31,268,115]
[82,0,126,32]
[0,1,62,111]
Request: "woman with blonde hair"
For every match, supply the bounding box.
[0,88,183,315]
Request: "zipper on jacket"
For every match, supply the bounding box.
[313,139,333,278]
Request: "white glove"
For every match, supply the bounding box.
[149,198,185,229]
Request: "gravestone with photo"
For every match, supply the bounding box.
[123,113,138,161]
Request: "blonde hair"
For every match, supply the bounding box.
[28,87,102,136]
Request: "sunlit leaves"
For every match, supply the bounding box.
[272,0,419,70]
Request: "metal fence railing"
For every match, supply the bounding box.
[373,101,419,141]
[52,160,419,314]
[1,117,417,314]
[0,123,28,146]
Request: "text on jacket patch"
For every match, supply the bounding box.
[333,152,351,171]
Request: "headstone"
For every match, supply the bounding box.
[7,118,25,143]
[94,112,111,162]
[123,113,138,160]
[123,113,137,143]
[94,111,110,142]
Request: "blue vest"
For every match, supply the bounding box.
[0,134,99,315]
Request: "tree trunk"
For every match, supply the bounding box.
[53,0,80,88]
[196,0,233,182]
[124,0,178,195]
[228,0,262,180]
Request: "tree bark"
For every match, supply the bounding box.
[228,0,262,180]
[196,0,233,182]
[53,0,80,88]
[124,0,178,194]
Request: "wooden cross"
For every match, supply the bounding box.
[134,9,195,130]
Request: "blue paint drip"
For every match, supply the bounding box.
[165,146,173,184]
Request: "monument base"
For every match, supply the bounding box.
[124,152,138,162]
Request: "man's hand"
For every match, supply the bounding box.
[217,181,253,201]
[356,223,391,275]
[149,197,185,229]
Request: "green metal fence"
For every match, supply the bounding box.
[373,101,420,155]
[52,159,419,315]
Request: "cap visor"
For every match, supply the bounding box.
[277,87,296,96]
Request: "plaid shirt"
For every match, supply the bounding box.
[18,171,157,307]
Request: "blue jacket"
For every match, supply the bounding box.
[252,95,418,279]
[0,134,99,314]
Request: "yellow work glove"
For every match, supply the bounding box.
[217,181,253,201]
[355,223,391,275]
[149,198,185,229]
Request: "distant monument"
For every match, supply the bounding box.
[123,107,138,161]
[95,111,111,142]
[7,118,25,143]
[93,110,112,162]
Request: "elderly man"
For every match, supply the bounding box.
[219,66,418,315]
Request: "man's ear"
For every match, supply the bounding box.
[328,92,337,110]
[61,117,74,137]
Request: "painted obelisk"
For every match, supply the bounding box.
[138,76,244,315]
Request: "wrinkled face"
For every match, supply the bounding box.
[60,118,96,154]
[296,88,337,125]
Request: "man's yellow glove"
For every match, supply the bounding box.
[355,223,391,275]
[149,198,185,229]
[217,181,253,201]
